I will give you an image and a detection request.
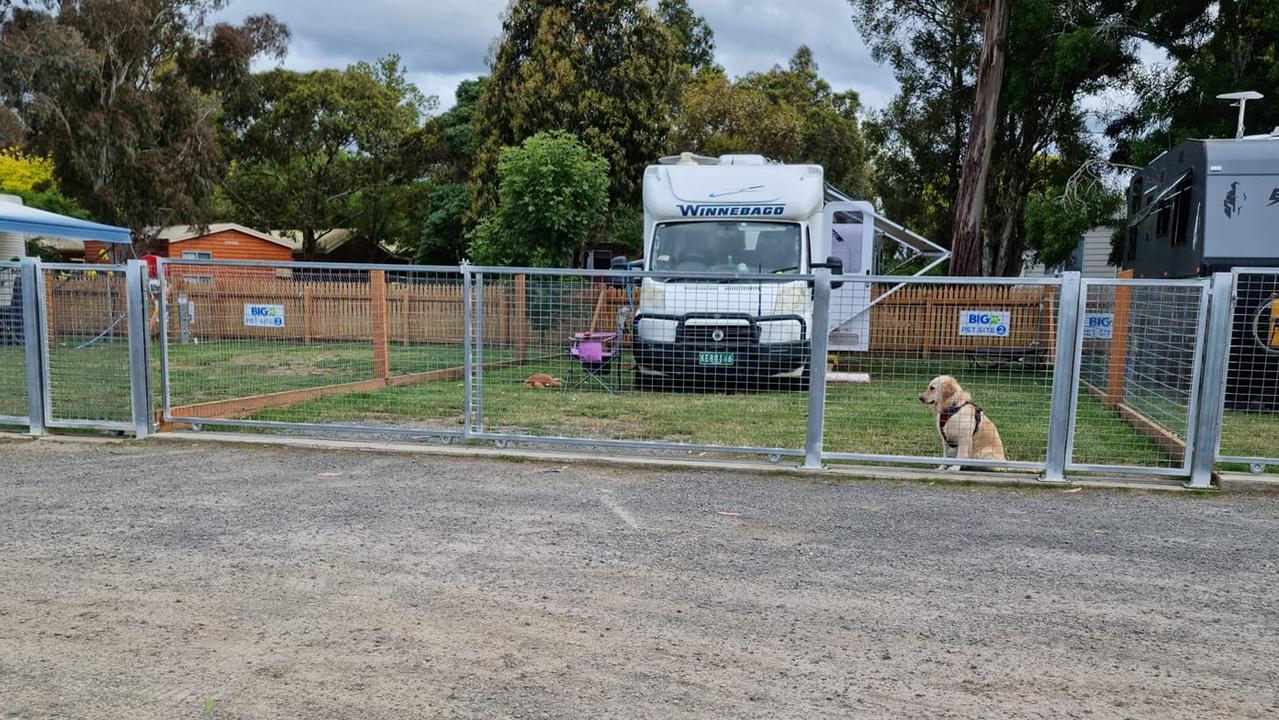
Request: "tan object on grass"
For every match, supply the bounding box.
[522,373,562,389]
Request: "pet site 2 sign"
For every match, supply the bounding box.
[244,303,285,328]
[958,309,1011,338]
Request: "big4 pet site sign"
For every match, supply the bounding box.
[958,309,1012,338]
[1083,313,1114,340]
[243,304,285,328]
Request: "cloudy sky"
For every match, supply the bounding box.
[213,0,899,112]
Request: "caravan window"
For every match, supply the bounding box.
[1170,172,1193,247]
[650,221,802,274]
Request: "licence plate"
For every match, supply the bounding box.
[697,351,735,367]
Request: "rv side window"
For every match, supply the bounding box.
[805,226,812,273]
[1125,226,1138,262]
[1155,203,1170,238]
[1170,173,1193,247]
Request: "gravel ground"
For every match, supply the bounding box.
[1,439,1278,720]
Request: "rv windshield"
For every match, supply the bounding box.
[650,221,802,274]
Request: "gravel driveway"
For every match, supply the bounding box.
[1,438,1277,719]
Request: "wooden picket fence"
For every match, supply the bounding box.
[169,275,485,345]
[865,284,1056,356]
[43,271,129,341]
[47,270,1058,356]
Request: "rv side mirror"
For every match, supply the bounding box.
[824,255,844,289]
[609,255,630,288]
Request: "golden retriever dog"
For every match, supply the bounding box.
[522,373,562,389]
[918,375,1005,470]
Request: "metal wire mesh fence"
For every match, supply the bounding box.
[38,264,134,428]
[159,260,470,438]
[821,278,1060,469]
[469,268,813,457]
[98,258,1248,479]
[1078,284,1114,390]
[1218,269,1279,471]
[0,261,27,425]
[1069,280,1208,473]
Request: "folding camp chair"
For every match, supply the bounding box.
[567,331,619,393]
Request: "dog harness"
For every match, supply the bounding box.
[938,401,982,448]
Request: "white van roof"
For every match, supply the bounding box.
[643,162,824,221]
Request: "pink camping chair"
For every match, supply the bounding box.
[568,332,619,393]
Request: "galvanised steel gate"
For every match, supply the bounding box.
[0,260,38,431]
[156,259,471,441]
[0,259,150,436]
[1212,268,1279,474]
[35,262,150,434]
[1066,277,1210,478]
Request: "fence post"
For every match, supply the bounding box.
[474,273,485,433]
[400,287,410,347]
[803,268,832,470]
[461,264,473,439]
[513,274,527,362]
[19,258,45,436]
[369,269,389,380]
[156,260,172,424]
[1189,272,1234,489]
[43,266,55,344]
[1106,269,1134,407]
[302,286,313,345]
[1044,272,1083,483]
[124,259,152,439]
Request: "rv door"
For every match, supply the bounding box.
[823,201,874,352]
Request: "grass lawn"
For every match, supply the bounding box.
[0,343,26,419]
[1220,411,1279,463]
[246,355,1172,467]
[0,340,130,423]
[0,338,1191,469]
[163,339,484,407]
[1,338,481,424]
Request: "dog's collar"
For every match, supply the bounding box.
[939,401,982,447]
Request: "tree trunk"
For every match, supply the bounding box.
[303,227,317,261]
[949,0,1009,276]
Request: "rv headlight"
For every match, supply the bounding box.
[640,278,665,312]
[774,282,808,314]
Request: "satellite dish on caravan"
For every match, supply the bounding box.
[1217,91,1264,139]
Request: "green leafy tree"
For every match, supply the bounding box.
[415,77,486,264]
[603,203,645,258]
[670,47,871,197]
[416,182,472,264]
[221,56,432,259]
[854,0,1134,275]
[469,131,609,267]
[473,0,700,213]
[979,0,1132,275]
[657,0,717,73]
[671,70,806,163]
[855,0,979,246]
[0,0,288,249]
[1107,1,1279,165]
[0,149,86,260]
[0,149,82,214]
[1097,1,1278,259]
[1022,156,1122,269]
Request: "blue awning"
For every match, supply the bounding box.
[0,202,131,244]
